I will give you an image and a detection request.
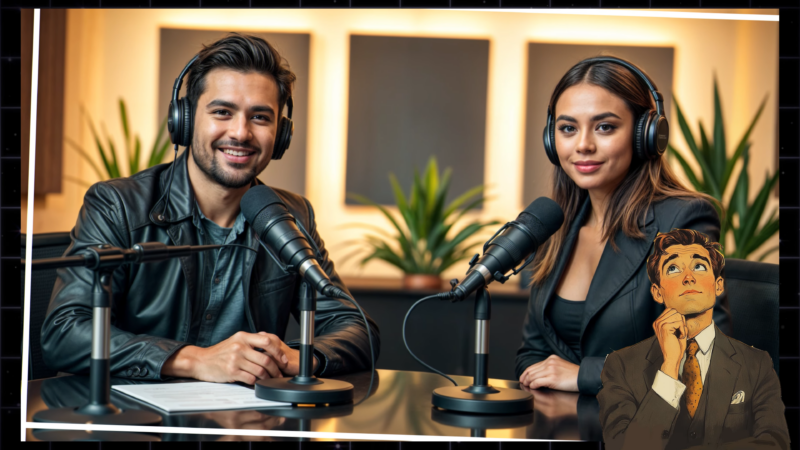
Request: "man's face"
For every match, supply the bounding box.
[650,243,724,315]
[190,68,279,189]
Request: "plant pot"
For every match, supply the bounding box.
[402,274,443,291]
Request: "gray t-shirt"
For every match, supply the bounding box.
[188,205,257,347]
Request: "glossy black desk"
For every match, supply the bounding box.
[26,369,602,442]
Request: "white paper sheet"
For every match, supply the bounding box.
[112,382,291,412]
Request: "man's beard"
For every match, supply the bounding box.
[191,138,259,189]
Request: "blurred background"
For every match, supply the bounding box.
[21,9,780,285]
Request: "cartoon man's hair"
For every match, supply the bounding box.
[646,228,725,287]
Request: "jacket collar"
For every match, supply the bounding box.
[149,149,265,228]
[149,149,196,226]
[581,201,658,331]
[534,197,658,362]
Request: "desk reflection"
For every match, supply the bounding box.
[27,369,602,442]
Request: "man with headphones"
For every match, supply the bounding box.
[41,33,380,384]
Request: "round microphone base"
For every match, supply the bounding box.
[255,377,354,405]
[32,429,161,442]
[33,406,163,426]
[432,385,532,414]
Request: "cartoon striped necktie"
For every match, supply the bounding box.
[682,338,702,418]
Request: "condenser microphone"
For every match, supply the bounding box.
[241,185,345,299]
[451,197,564,300]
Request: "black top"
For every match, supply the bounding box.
[548,295,585,358]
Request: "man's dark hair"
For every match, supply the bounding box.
[186,33,296,118]
[646,228,724,287]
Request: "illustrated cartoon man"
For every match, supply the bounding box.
[598,229,789,450]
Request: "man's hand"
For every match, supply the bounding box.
[261,331,319,376]
[519,354,580,391]
[162,331,290,384]
[653,308,687,380]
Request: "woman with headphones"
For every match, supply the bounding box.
[515,56,729,395]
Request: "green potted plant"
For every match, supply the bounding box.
[344,157,500,290]
[64,98,172,186]
[668,79,778,260]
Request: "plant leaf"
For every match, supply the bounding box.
[744,216,779,258]
[673,96,720,199]
[756,245,780,262]
[698,121,711,165]
[62,175,94,189]
[119,99,133,177]
[347,193,414,257]
[712,77,727,185]
[83,109,114,180]
[443,185,485,218]
[667,145,704,193]
[739,170,779,254]
[722,95,767,190]
[64,137,105,180]
[148,116,171,167]
[132,135,141,176]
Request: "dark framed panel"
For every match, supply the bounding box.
[345,35,489,206]
[523,43,675,206]
[158,29,310,196]
[21,9,67,195]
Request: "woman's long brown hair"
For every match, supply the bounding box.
[529,57,716,286]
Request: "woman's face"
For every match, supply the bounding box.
[553,83,635,195]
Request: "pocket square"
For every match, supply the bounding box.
[731,390,745,404]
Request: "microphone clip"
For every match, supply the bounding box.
[479,221,538,283]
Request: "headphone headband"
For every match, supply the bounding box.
[579,57,665,116]
[172,55,199,112]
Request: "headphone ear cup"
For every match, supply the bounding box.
[168,99,180,146]
[179,97,193,148]
[271,117,294,160]
[634,111,653,161]
[543,114,560,166]
[652,115,669,158]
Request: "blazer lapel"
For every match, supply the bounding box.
[582,205,658,334]
[532,199,592,363]
[703,326,741,445]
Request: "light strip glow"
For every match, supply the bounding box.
[24,422,567,442]
[21,8,41,443]
[448,9,779,22]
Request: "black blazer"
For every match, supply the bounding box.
[598,325,790,449]
[515,196,730,394]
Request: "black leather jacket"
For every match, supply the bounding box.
[41,151,380,380]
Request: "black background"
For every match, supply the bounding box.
[1,3,798,450]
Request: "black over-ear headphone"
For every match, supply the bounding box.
[542,56,670,166]
[167,55,295,160]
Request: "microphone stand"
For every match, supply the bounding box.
[432,286,532,414]
[254,281,354,405]
[32,244,162,435]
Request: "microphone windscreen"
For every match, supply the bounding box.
[516,197,564,244]
[241,185,286,226]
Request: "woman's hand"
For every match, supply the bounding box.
[519,354,580,392]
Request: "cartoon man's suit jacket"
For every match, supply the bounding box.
[598,325,790,450]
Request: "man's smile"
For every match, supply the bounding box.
[217,146,257,164]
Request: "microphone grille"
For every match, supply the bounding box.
[517,197,564,245]
[241,185,288,229]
